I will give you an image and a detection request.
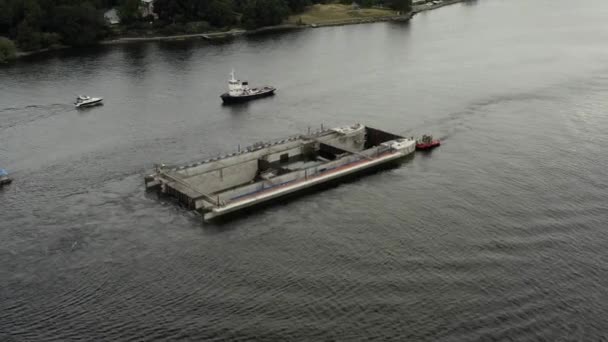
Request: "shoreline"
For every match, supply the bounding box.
[16,45,69,58]
[413,0,468,13]
[99,14,413,45]
[304,13,412,28]
[14,0,466,59]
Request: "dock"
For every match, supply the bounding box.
[145,124,415,221]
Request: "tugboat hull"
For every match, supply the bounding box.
[415,141,441,151]
[221,88,275,104]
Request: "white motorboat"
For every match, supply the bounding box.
[75,95,103,108]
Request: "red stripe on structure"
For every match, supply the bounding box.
[228,151,398,205]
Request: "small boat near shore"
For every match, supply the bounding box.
[75,95,103,108]
[220,70,275,104]
[0,169,12,187]
[416,134,441,150]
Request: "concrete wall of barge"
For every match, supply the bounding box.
[175,144,310,196]
[181,159,259,195]
[172,126,363,179]
[203,148,413,221]
[201,144,394,208]
[364,127,404,149]
[263,145,308,164]
[165,183,198,210]
[165,129,366,196]
[148,125,388,211]
[173,139,305,177]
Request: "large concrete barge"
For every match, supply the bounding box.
[145,124,415,221]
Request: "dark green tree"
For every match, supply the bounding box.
[0,36,17,62]
[118,0,141,24]
[360,0,374,8]
[153,0,186,23]
[388,0,411,13]
[0,0,111,50]
[241,0,289,29]
[16,21,41,51]
[23,0,43,25]
[206,0,236,28]
[286,0,310,13]
[53,4,106,46]
[0,0,17,35]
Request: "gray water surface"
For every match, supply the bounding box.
[2,0,608,340]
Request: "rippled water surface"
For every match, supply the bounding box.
[2,0,608,340]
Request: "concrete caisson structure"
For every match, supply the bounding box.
[145,124,415,221]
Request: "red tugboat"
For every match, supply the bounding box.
[416,134,441,151]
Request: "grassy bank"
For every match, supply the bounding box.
[287,4,399,25]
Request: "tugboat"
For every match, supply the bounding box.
[220,70,275,104]
[416,134,441,151]
[0,169,12,187]
[74,95,103,108]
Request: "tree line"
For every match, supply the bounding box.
[151,0,411,30]
[0,0,115,53]
[0,0,412,57]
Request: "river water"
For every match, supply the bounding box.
[2,0,608,340]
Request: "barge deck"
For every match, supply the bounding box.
[145,124,415,221]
